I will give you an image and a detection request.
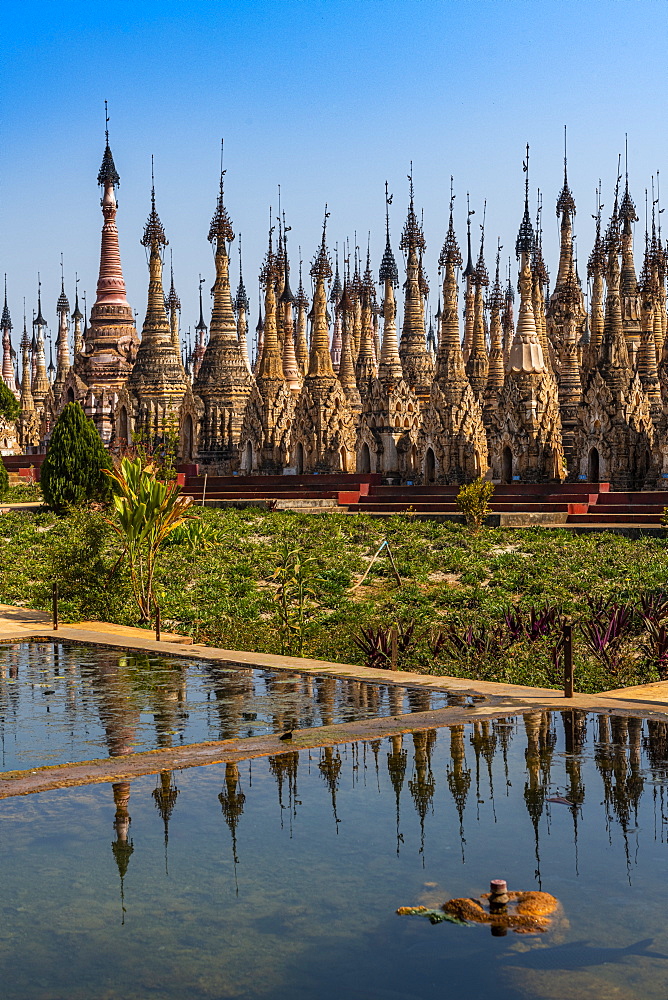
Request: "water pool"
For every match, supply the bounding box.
[0,641,456,771]
[1,710,667,999]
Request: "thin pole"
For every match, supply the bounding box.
[390,626,398,670]
[155,603,161,642]
[563,623,573,698]
[201,472,208,507]
[52,581,59,631]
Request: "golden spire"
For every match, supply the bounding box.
[72,275,84,357]
[508,145,545,374]
[466,201,489,396]
[399,168,432,397]
[587,183,606,357]
[166,250,182,355]
[532,191,552,366]
[336,276,361,406]
[355,241,378,390]
[486,241,505,392]
[306,207,335,379]
[257,219,285,386]
[619,136,641,342]
[435,179,467,388]
[598,170,632,389]
[555,126,576,289]
[377,182,403,386]
[638,221,661,410]
[194,148,253,411]
[53,258,71,398]
[462,194,476,362]
[20,305,33,411]
[31,277,51,407]
[294,252,309,375]
[279,223,301,393]
[138,166,171,347]
[235,235,251,372]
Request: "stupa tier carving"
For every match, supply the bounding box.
[8,128,668,490]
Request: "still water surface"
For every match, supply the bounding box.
[1,711,668,999]
[0,641,455,771]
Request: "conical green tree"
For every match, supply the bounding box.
[41,402,113,512]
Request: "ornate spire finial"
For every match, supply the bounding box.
[400,166,426,253]
[475,200,489,286]
[97,101,120,189]
[379,181,399,285]
[167,249,180,312]
[208,141,234,247]
[619,133,638,223]
[57,256,70,314]
[35,273,46,327]
[330,243,342,302]
[438,176,462,270]
[489,239,504,309]
[556,125,576,217]
[235,234,250,313]
[311,205,333,280]
[604,156,623,252]
[515,143,534,257]
[2,274,11,331]
[195,274,207,331]
[463,192,475,277]
[141,158,168,250]
[588,182,606,277]
[260,207,276,287]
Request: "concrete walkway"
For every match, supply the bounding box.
[0,602,667,799]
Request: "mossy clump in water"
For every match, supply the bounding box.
[443,890,560,934]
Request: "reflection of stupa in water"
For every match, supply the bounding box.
[318,746,342,826]
[387,734,407,854]
[219,761,246,872]
[523,712,556,886]
[409,729,436,859]
[208,665,254,740]
[153,770,180,873]
[111,781,134,924]
[447,725,471,861]
[596,715,645,869]
[269,751,299,831]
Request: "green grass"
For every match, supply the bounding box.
[1,505,667,694]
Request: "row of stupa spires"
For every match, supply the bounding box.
[6,120,668,489]
[6,137,668,412]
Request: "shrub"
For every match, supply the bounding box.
[41,402,113,512]
[0,455,8,499]
[456,478,495,532]
[0,382,20,422]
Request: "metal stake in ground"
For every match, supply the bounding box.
[155,603,161,642]
[52,581,58,631]
[563,623,574,698]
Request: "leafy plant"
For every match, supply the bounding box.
[502,603,562,642]
[163,518,213,551]
[41,402,112,512]
[456,478,494,532]
[579,603,635,678]
[271,540,319,655]
[352,622,417,669]
[105,457,196,622]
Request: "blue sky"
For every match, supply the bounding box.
[2,0,667,354]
